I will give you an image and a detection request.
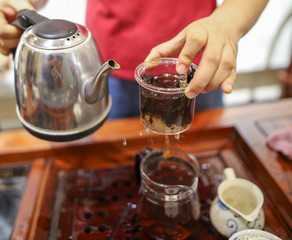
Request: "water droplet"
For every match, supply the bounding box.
[139,131,143,136]
[145,128,150,134]
[131,203,137,209]
[175,133,180,140]
[123,138,127,146]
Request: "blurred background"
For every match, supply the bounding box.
[0,0,291,131]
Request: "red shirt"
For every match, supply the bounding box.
[86,0,216,80]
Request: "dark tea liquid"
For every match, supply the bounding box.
[140,74,194,134]
[138,158,200,240]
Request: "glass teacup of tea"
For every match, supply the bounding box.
[135,58,197,135]
[137,147,201,239]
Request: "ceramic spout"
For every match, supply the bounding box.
[218,168,264,222]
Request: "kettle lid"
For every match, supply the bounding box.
[23,20,88,50]
[33,19,78,39]
[14,10,89,49]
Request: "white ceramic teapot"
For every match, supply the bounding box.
[209,168,265,238]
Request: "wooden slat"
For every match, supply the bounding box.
[11,158,49,240]
[235,118,292,228]
[1,99,292,240]
[0,98,291,160]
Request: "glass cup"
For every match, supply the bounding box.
[137,147,201,239]
[135,58,197,135]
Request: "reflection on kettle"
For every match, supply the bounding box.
[14,9,120,141]
[37,54,79,132]
[42,55,64,90]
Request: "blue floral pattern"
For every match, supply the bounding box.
[218,199,229,210]
[226,218,238,236]
[247,211,262,229]
[217,198,263,237]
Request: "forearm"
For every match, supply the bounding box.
[211,0,269,39]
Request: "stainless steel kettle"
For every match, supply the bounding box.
[13,10,120,141]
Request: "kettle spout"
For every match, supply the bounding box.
[83,60,120,104]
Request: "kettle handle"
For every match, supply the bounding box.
[10,9,49,57]
[12,9,49,30]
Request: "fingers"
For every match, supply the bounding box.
[176,27,207,74]
[0,46,10,55]
[0,23,23,38]
[0,53,10,73]
[145,33,186,62]
[211,45,235,83]
[221,65,236,94]
[145,26,206,71]
[185,42,237,98]
[1,37,20,48]
[0,0,35,13]
[145,18,239,99]
[0,24,22,55]
[218,44,237,94]
[0,4,24,56]
[185,30,225,98]
[203,44,237,92]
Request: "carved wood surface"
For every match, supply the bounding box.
[0,99,291,239]
[235,115,292,230]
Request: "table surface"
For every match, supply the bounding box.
[1,98,292,240]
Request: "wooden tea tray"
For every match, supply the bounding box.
[0,99,291,240]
